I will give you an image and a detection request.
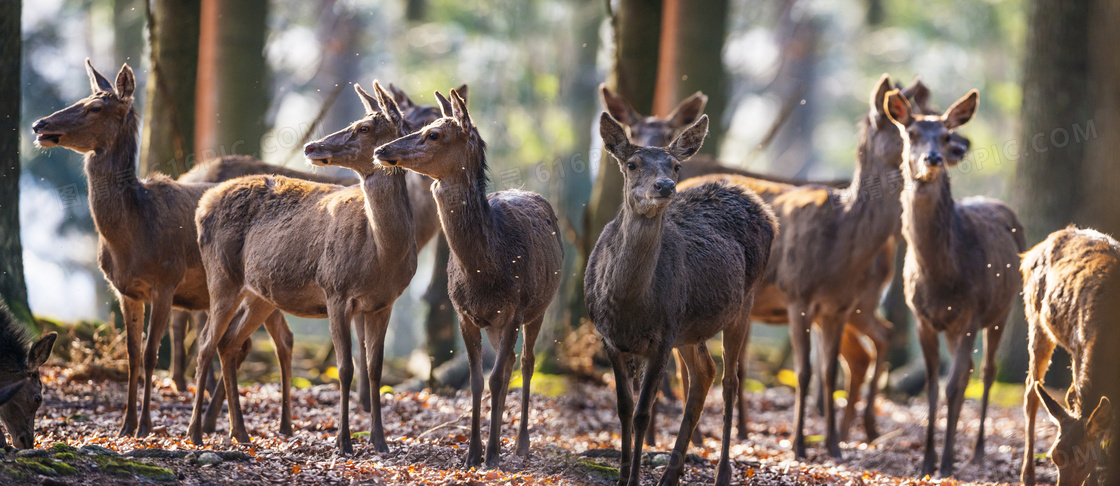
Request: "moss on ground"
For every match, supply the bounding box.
[578,459,620,480]
[93,456,176,481]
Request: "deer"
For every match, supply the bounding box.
[0,304,56,449]
[605,77,970,452]
[585,111,776,486]
[883,87,1025,477]
[30,60,294,440]
[189,81,417,455]
[373,89,564,468]
[1019,227,1120,486]
[170,82,457,412]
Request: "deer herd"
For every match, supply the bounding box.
[2,58,1112,486]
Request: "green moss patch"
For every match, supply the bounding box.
[16,457,77,476]
[577,459,619,480]
[94,456,176,481]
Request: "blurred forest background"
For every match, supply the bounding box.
[2,0,1118,393]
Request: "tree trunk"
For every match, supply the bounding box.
[0,0,31,326]
[425,234,457,369]
[195,0,270,160]
[653,0,728,154]
[140,0,201,177]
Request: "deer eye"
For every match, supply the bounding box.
[427,132,439,141]
[908,129,920,140]
[89,106,102,113]
[942,133,951,143]
[359,125,370,133]
[626,162,636,171]
[34,395,41,404]
[674,164,682,172]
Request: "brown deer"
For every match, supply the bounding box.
[1020,227,1120,486]
[30,60,294,439]
[883,88,1024,477]
[586,112,776,486]
[189,82,417,455]
[373,89,564,467]
[0,304,56,449]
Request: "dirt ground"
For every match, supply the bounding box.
[0,365,1057,485]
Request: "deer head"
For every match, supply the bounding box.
[32,59,136,154]
[599,111,708,218]
[883,87,978,183]
[1036,383,1111,486]
[0,318,56,450]
[388,83,468,129]
[374,88,485,183]
[899,78,971,164]
[600,84,707,147]
[303,81,411,177]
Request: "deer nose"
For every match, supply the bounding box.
[303,143,317,155]
[654,180,675,197]
[32,120,47,133]
[924,151,944,167]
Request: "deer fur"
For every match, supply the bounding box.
[0,304,56,449]
[30,60,294,440]
[373,89,563,468]
[884,88,1025,477]
[188,82,417,455]
[586,112,776,486]
[1019,227,1120,486]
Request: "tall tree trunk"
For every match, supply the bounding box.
[0,0,31,326]
[425,234,457,369]
[195,0,270,160]
[653,0,728,154]
[141,0,201,177]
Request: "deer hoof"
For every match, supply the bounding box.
[336,435,353,456]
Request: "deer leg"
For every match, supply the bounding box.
[918,322,941,477]
[353,314,371,413]
[629,346,670,486]
[715,318,751,486]
[861,315,891,443]
[818,313,847,459]
[138,289,174,438]
[838,326,870,443]
[117,295,145,437]
[939,327,978,478]
[201,336,241,434]
[659,344,715,486]
[484,321,519,468]
[516,316,543,457]
[193,312,218,395]
[362,309,391,453]
[607,347,634,486]
[218,300,274,445]
[788,304,813,459]
[460,316,485,468]
[263,310,294,436]
[170,310,190,393]
[187,286,243,445]
[972,321,1004,465]
[736,344,749,441]
[1021,324,1055,486]
[327,300,355,455]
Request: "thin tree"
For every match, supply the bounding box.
[141,0,201,177]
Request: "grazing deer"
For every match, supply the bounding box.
[586,112,775,486]
[1019,227,1120,486]
[30,60,294,439]
[190,82,417,455]
[374,89,564,467]
[0,304,56,449]
[883,88,1024,477]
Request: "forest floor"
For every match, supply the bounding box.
[0,365,1053,485]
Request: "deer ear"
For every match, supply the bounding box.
[27,332,56,370]
[354,84,379,114]
[668,115,708,161]
[884,89,913,128]
[387,83,415,109]
[454,84,469,104]
[86,59,114,93]
[870,73,893,119]
[115,64,136,101]
[373,81,407,133]
[1038,383,1075,426]
[901,78,932,114]
[434,91,453,118]
[599,112,632,162]
[0,378,29,407]
[450,89,471,130]
[666,91,708,128]
[943,90,978,130]
[600,84,640,126]
[1086,397,1112,439]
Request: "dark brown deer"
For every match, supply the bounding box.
[0,304,56,449]
[189,82,417,455]
[373,89,563,467]
[883,88,1024,477]
[1019,227,1120,486]
[585,112,775,486]
[30,60,293,439]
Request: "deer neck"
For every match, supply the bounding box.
[836,126,904,260]
[432,171,496,275]
[359,168,416,258]
[84,109,143,242]
[902,175,958,278]
[606,204,666,301]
